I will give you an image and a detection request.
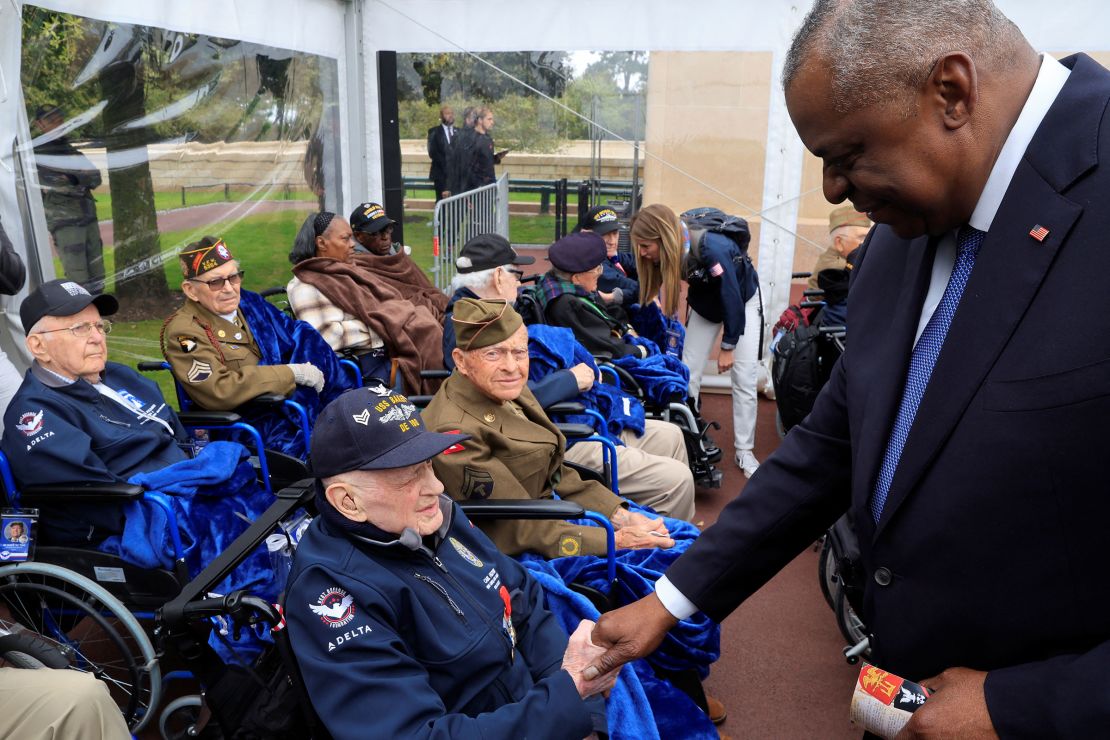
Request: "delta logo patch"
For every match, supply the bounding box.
[449,537,483,568]
[309,587,355,628]
[15,410,44,437]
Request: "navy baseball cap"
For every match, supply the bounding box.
[310,386,469,478]
[20,279,118,334]
[576,205,621,236]
[548,232,607,274]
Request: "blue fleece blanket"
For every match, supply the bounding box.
[627,302,686,358]
[613,335,691,408]
[527,325,645,442]
[236,290,357,458]
[98,442,278,663]
[517,510,719,739]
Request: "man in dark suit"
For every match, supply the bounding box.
[585,1,1110,736]
[426,105,456,201]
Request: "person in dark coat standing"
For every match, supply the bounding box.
[426,105,457,201]
[587,1,1110,736]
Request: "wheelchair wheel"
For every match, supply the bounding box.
[817,536,837,609]
[0,562,161,733]
[159,694,203,740]
[834,584,870,654]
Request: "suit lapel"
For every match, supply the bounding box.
[874,165,1082,537]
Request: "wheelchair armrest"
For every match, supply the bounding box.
[591,351,614,362]
[407,395,435,408]
[137,361,169,372]
[419,369,451,380]
[545,401,586,415]
[258,286,288,298]
[459,499,585,520]
[791,271,813,279]
[178,410,242,427]
[235,393,289,414]
[800,300,825,309]
[19,482,145,504]
[802,289,825,298]
[556,422,597,439]
[598,361,642,397]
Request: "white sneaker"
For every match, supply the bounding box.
[736,450,760,478]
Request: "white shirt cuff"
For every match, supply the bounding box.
[654,576,699,620]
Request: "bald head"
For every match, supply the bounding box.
[783,0,1030,114]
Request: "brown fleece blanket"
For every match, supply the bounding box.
[292,254,448,393]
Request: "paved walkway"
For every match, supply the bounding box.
[98,199,315,245]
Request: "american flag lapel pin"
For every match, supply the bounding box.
[1029,224,1049,242]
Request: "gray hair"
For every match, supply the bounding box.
[783,0,1024,113]
[447,267,499,295]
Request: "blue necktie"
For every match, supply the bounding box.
[870,226,986,522]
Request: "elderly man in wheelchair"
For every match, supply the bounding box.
[422,298,726,734]
[0,278,304,732]
[161,236,355,459]
[285,386,617,738]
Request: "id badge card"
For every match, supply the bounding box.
[664,326,683,358]
[1,508,38,562]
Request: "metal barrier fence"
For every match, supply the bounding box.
[431,174,510,291]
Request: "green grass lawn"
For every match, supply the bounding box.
[404,187,578,206]
[95,188,316,216]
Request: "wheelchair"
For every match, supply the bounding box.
[515,284,724,489]
[816,511,870,665]
[0,402,311,735]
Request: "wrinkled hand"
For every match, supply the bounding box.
[569,363,596,392]
[562,620,621,698]
[289,362,325,392]
[716,348,735,374]
[584,593,677,681]
[896,668,996,740]
[612,508,670,537]
[614,527,674,550]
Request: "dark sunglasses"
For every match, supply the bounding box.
[189,270,245,290]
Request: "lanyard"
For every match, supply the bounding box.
[93,382,175,436]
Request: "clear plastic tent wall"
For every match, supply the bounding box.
[0,0,353,382]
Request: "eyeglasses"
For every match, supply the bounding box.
[35,319,113,338]
[502,267,524,280]
[188,270,245,290]
[476,347,529,364]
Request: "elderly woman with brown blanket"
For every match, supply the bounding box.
[287,211,448,393]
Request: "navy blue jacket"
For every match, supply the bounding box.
[598,254,639,304]
[444,287,578,408]
[685,231,759,348]
[286,495,604,739]
[1,362,188,544]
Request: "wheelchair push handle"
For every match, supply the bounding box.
[181,591,281,628]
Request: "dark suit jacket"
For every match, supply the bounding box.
[426,124,456,186]
[666,53,1110,736]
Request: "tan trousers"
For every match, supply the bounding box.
[0,668,130,739]
[564,418,696,521]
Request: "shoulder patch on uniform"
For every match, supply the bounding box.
[558,535,581,557]
[178,336,197,353]
[15,410,44,437]
[309,587,355,628]
[461,466,494,499]
[449,536,483,568]
[187,360,212,383]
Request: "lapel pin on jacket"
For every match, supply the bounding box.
[1029,224,1049,242]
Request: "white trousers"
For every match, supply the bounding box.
[682,294,762,453]
[563,418,696,521]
